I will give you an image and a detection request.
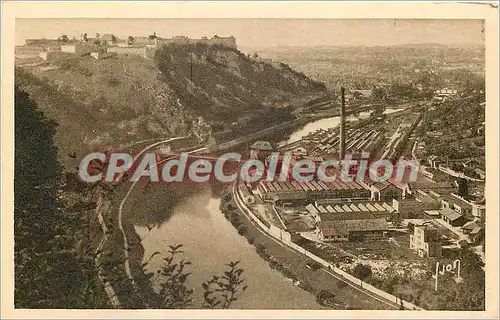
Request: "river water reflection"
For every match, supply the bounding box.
[284,108,403,145]
[135,185,320,309]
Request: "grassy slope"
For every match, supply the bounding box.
[16,47,326,167]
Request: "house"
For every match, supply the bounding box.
[423,210,441,219]
[100,34,117,44]
[256,179,370,202]
[427,155,441,169]
[474,168,486,180]
[409,224,442,258]
[393,194,441,219]
[461,221,484,244]
[462,220,484,243]
[307,200,392,221]
[107,46,153,58]
[472,202,486,221]
[317,219,388,242]
[305,203,320,221]
[249,141,274,160]
[440,193,473,218]
[291,146,307,155]
[461,221,481,235]
[318,211,377,221]
[370,180,406,201]
[39,51,61,61]
[238,184,255,205]
[433,88,458,101]
[439,207,467,227]
[25,38,61,46]
[409,181,455,192]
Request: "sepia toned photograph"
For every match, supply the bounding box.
[2,1,499,319]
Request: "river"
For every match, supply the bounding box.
[133,106,404,309]
[134,184,320,309]
[283,108,404,146]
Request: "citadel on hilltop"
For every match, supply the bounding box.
[155,35,237,49]
[16,33,237,60]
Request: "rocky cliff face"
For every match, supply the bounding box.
[15,44,326,165]
[154,43,326,134]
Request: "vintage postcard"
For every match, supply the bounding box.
[1,1,498,319]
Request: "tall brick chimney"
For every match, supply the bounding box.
[339,87,346,159]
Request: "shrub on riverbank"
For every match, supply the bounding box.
[220,187,249,238]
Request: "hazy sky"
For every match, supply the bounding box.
[16,19,484,48]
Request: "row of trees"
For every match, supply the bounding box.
[15,86,107,308]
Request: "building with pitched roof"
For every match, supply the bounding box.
[370,179,410,201]
[392,195,441,218]
[440,193,473,218]
[250,140,274,160]
[409,224,442,258]
[439,207,467,227]
[318,219,388,242]
[256,178,371,204]
[306,200,393,221]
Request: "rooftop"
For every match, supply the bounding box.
[319,219,388,237]
[440,193,473,209]
[259,178,369,194]
[462,220,481,231]
[424,210,441,216]
[372,181,391,190]
[414,192,441,204]
[439,207,463,221]
[250,140,273,151]
[319,211,376,221]
[273,191,308,201]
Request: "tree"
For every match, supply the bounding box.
[457,178,469,199]
[156,245,193,308]
[14,86,105,308]
[372,87,386,100]
[316,290,336,306]
[141,244,248,309]
[202,261,247,308]
[14,83,247,309]
[149,32,158,40]
[434,247,485,310]
[59,34,69,43]
[127,36,135,45]
[407,222,416,234]
[353,263,372,280]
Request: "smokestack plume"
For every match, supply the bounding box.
[339,87,346,159]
